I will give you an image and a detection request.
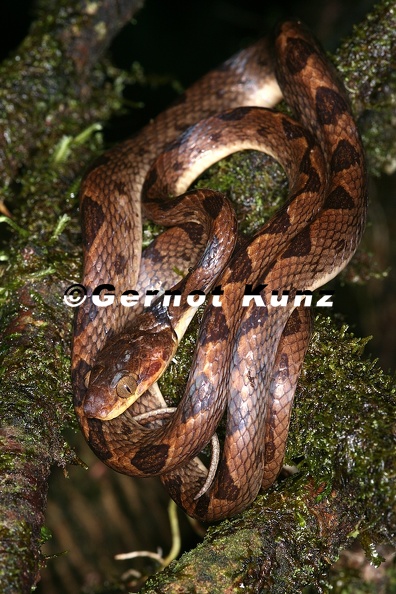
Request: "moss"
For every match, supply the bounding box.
[195,151,288,236]
[333,0,396,176]
[0,521,40,586]
[290,317,395,543]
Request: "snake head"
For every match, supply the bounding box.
[82,323,178,421]
[82,364,139,420]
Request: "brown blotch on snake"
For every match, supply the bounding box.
[324,186,355,210]
[113,253,128,276]
[281,227,312,259]
[73,300,100,336]
[214,460,240,501]
[315,86,349,124]
[264,211,291,235]
[199,307,230,346]
[298,167,322,194]
[284,38,315,74]
[281,115,306,140]
[331,139,361,171]
[217,106,253,121]
[80,196,105,247]
[87,418,113,461]
[131,443,170,474]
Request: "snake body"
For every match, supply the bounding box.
[72,22,367,521]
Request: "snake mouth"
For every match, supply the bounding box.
[83,392,111,419]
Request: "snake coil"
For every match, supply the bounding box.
[72,21,367,521]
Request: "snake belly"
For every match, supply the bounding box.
[72,21,367,521]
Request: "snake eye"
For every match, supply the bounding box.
[84,370,91,389]
[116,375,138,399]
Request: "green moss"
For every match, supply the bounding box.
[333,0,396,176]
[195,151,288,236]
[289,316,394,515]
[0,521,39,589]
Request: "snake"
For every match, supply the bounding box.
[71,21,367,522]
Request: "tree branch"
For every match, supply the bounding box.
[0,1,144,592]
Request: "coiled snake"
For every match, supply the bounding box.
[72,21,367,521]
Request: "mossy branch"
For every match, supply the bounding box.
[0,0,394,593]
[0,1,143,592]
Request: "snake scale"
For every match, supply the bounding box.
[72,21,367,521]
